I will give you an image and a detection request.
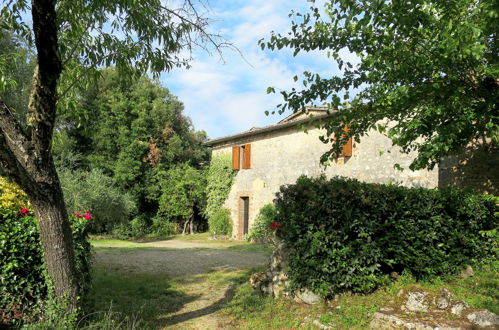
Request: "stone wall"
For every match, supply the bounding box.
[212,123,438,239]
[439,144,499,195]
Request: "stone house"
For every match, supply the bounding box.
[206,106,498,240]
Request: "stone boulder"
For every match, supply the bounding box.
[249,237,324,304]
[370,286,499,329]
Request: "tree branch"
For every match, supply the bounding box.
[0,100,38,193]
[0,99,30,157]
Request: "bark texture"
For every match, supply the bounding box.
[0,0,80,310]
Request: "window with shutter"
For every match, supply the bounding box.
[232,146,240,170]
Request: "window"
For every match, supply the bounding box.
[232,144,251,170]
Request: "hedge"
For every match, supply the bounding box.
[0,179,92,326]
[274,176,498,296]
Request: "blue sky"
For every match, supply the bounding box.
[161,0,340,139]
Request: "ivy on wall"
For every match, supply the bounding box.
[204,153,236,221]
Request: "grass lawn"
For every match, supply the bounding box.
[83,263,264,329]
[83,265,187,329]
[221,261,498,329]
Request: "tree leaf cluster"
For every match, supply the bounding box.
[261,0,498,169]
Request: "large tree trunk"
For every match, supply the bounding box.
[29,169,79,310]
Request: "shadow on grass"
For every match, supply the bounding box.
[156,267,258,328]
[85,265,198,328]
[87,261,264,329]
[156,284,237,328]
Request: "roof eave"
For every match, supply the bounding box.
[204,113,335,147]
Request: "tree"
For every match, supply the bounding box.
[0,0,226,311]
[156,163,206,235]
[58,68,209,216]
[261,0,498,170]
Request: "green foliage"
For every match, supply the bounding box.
[0,209,92,326]
[156,163,206,222]
[261,0,499,170]
[0,30,33,121]
[151,216,178,237]
[57,69,209,219]
[129,215,152,238]
[208,208,232,237]
[247,204,278,243]
[2,0,226,124]
[58,168,137,233]
[274,176,497,296]
[205,153,236,220]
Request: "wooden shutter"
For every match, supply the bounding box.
[341,125,353,157]
[242,144,251,169]
[232,146,240,170]
[342,137,353,157]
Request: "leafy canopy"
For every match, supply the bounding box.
[261,0,498,169]
[1,0,228,119]
[55,68,209,215]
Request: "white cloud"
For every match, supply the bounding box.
[161,0,348,139]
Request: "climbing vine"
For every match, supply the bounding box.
[204,153,236,221]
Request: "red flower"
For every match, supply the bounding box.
[270,221,281,231]
[82,210,92,221]
[19,208,29,217]
[72,211,82,218]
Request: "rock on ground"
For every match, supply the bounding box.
[370,286,499,329]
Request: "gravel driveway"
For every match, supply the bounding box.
[95,246,269,277]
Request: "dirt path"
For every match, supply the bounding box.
[94,240,270,329]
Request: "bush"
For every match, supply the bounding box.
[151,215,178,236]
[208,208,232,236]
[0,179,92,326]
[247,204,278,243]
[275,176,497,297]
[0,176,29,210]
[58,168,137,233]
[129,215,151,238]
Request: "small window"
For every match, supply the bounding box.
[232,144,251,170]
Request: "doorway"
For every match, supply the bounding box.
[240,196,249,238]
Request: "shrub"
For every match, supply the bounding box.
[129,215,151,238]
[151,215,178,236]
[247,204,278,243]
[58,168,137,233]
[0,180,92,326]
[0,176,29,210]
[275,176,497,297]
[208,208,232,236]
[110,223,133,240]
